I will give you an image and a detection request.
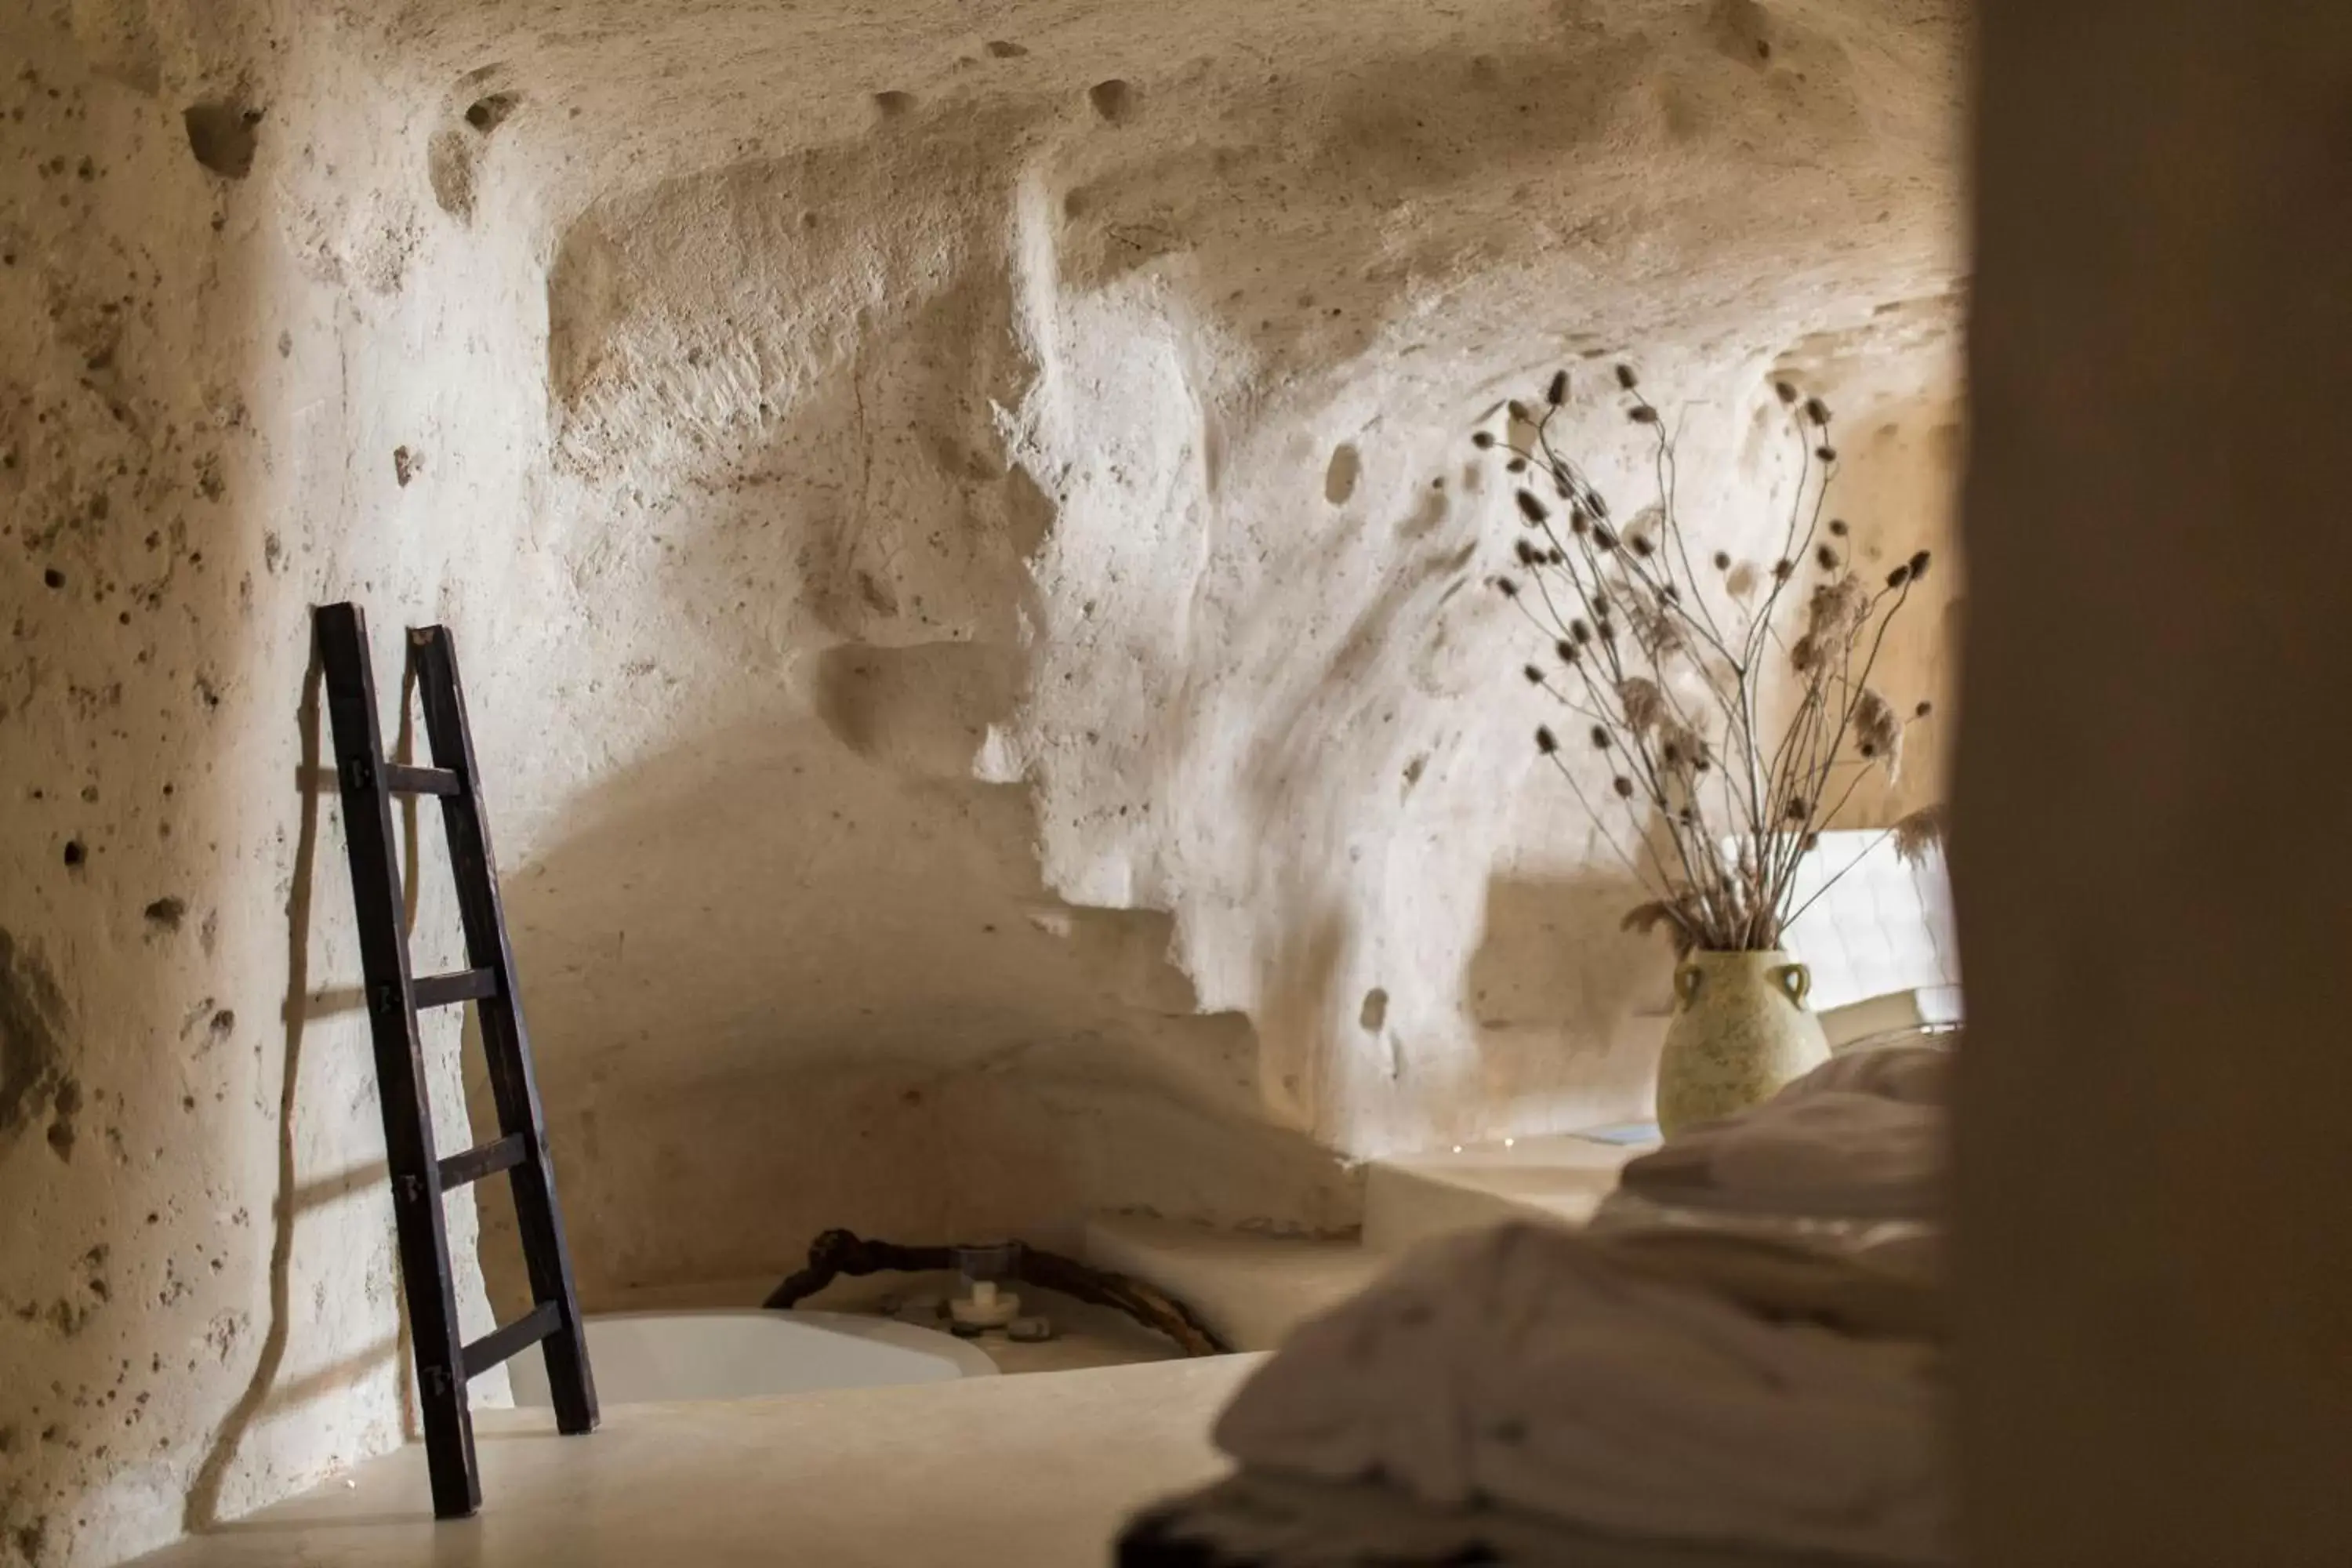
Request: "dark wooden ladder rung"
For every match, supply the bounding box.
[463,1302,562,1379]
[413,967,498,1009]
[437,1133,527,1190]
[383,762,464,797]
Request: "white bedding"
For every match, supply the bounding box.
[1197,1042,1958,1566]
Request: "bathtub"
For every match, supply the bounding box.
[506,1309,998,1407]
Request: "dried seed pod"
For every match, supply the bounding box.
[1806,575,1871,645]
[1886,564,1911,590]
[1853,688,1903,779]
[1628,405,1658,425]
[1908,549,1933,583]
[1523,663,1545,684]
[1775,380,1798,405]
[1815,445,1839,463]
[1891,804,1944,866]
[1516,491,1548,524]
[1590,725,1610,750]
[1712,550,1732,570]
[1816,544,1840,571]
[1617,678,1664,731]
[1535,725,1559,755]
[1506,457,1528,474]
[1497,576,1521,597]
[1472,430,1496,448]
[1508,400,1532,424]
[1915,699,1935,717]
[1547,369,1570,406]
[1803,396,1831,427]
[1613,775,1635,798]
[1828,518,1849,537]
[1615,364,1639,390]
[1555,638,1578,663]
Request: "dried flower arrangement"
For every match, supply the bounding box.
[1480,365,1945,956]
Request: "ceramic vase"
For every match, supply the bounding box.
[1655,949,1830,1135]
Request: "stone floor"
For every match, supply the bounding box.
[134,1356,1255,1567]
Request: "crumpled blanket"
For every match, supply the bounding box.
[1214,1223,1949,1565]
[1202,1041,1958,1566]
[1613,1045,1950,1222]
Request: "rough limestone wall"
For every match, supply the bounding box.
[445,0,1967,1302]
[1,7,503,1565]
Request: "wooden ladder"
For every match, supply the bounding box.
[314,602,597,1519]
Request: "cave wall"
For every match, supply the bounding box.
[477,0,1967,1303]
[2,2,1965,1562]
[0,8,512,1565]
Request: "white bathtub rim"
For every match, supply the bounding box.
[584,1307,1000,1380]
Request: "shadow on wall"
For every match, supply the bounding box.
[180,652,329,1530]
[1760,312,1968,822]
[1457,867,1674,1130]
[473,709,1360,1307]
[480,1058,1363,1311]
[188,646,461,1524]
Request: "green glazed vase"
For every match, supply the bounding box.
[1655,949,1831,1136]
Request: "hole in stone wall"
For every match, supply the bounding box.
[431,75,518,220]
[464,92,521,133]
[1087,79,1137,123]
[182,101,263,180]
[1325,443,1362,505]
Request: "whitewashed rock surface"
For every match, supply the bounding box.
[1,2,1964,1561]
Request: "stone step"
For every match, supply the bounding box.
[1361,1131,1654,1254]
[1087,1127,1661,1351]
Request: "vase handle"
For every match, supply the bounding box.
[1771,962,1811,1008]
[1674,964,1703,1006]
